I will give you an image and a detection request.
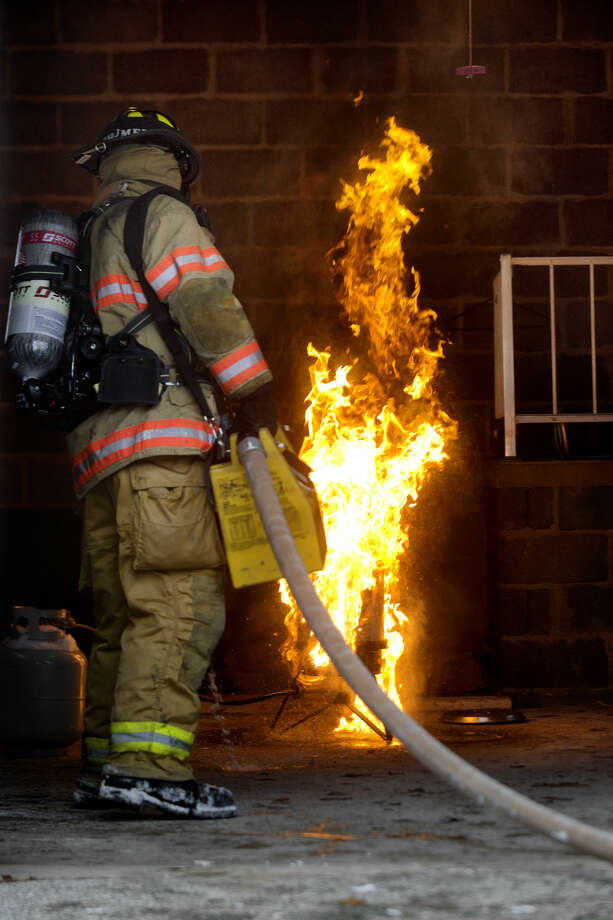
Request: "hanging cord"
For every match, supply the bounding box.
[456,0,486,78]
[468,0,473,67]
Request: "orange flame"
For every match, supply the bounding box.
[281,118,457,734]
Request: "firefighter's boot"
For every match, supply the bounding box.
[98,774,236,818]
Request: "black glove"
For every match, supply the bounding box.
[234,382,277,441]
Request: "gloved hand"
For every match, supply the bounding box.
[233,381,277,442]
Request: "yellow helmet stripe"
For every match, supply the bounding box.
[125,110,175,128]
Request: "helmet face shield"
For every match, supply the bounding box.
[72,107,201,186]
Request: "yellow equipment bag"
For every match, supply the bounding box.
[210,428,327,588]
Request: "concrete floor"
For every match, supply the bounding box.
[2,696,613,919]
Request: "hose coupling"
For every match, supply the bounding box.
[237,435,266,461]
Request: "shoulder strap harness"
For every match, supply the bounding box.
[121,185,226,456]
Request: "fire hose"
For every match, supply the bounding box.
[238,435,613,863]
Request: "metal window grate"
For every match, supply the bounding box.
[493,254,613,457]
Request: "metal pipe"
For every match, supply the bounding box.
[499,254,516,457]
[549,262,558,415]
[589,264,598,414]
[239,435,613,863]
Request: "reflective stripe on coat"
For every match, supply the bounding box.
[66,147,272,499]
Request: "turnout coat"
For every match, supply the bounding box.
[67,145,272,500]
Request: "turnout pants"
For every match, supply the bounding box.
[80,455,226,782]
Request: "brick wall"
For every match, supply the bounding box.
[491,461,613,691]
[2,0,613,690]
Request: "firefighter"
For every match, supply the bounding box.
[70,109,276,817]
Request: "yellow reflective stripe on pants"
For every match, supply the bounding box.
[110,721,194,761]
[84,735,110,764]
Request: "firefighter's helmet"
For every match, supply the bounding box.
[72,108,201,186]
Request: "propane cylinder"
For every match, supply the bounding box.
[5,210,79,380]
[0,607,86,754]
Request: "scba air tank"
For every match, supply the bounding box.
[0,608,86,753]
[5,210,79,380]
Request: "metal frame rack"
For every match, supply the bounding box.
[493,254,613,457]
